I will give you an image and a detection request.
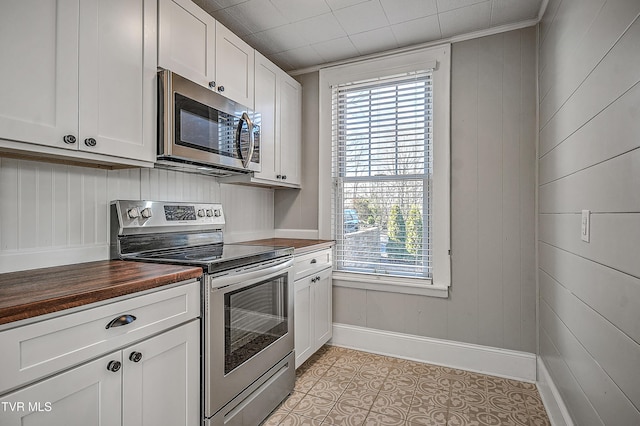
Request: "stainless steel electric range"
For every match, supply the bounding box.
[110,200,295,426]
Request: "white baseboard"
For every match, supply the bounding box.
[274,228,319,239]
[0,245,110,273]
[330,323,537,382]
[536,357,574,426]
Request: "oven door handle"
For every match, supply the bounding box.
[209,257,293,289]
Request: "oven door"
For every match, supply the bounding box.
[204,257,294,418]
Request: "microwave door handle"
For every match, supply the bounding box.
[241,112,255,168]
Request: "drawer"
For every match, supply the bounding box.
[294,248,332,281]
[0,279,200,395]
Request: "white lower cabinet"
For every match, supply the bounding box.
[0,281,200,426]
[294,248,333,368]
[0,353,122,426]
[122,320,199,426]
[1,320,198,426]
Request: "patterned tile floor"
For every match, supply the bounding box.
[263,345,550,426]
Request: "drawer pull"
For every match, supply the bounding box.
[106,314,137,329]
[310,259,317,264]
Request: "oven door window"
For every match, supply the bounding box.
[224,274,288,374]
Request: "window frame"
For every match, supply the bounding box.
[318,45,451,297]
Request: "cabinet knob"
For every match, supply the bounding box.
[107,360,121,372]
[218,85,225,92]
[316,275,321,281]
[311,277,317,283]
[63,134,76,144]
[105,314,137,329]
[84,137,97,147]
[209,81,216,89]
[129,351,143,363]
[282,175,287,180]
[276,175,282,179]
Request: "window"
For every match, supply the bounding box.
[332,71,433,279]
[319,46,451,295]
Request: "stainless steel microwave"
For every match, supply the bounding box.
[157,69,260,175]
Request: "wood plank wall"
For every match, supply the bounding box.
[332,27,538,353]
[538,0,640,424]
[0,159,274,273]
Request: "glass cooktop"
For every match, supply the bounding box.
[125,243,293,274]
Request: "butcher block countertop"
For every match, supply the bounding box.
[239,238,334,255]
[0,260,203,326]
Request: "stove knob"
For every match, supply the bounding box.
[127,208,140,219]
[214,209,221,217]
[140,208,153,219]
[197,209,205,217]
[206,209,213,217]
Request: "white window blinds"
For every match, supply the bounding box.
[331,70,433,280]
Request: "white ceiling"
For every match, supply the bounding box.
[192,0,543,72]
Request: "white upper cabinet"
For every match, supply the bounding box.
[278,74,302,187]
[227,52,301,188]
[158,0,254,108]
[158,0,216,88]
[215,22,255,108]
[253,54,279,182]
[0,0,157,166]
[79,0,157,163]
[0,0,79,152]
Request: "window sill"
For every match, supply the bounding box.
[332,271,449,298]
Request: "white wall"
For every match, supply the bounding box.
[538,0,640,424]
[325,27,537,353]
[0,158,274,273]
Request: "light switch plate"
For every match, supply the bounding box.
[581,210,590,242]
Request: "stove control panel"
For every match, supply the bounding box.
[112,200,225,232]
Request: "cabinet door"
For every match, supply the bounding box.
[158,0,216,87]
[253,53,279,182]
[215,22,255,108]
[0,0,78,150]
[78,0,156,162]
[0,353,121,426]
[313,268,333,350]
[294,277,313,368]
[278,74,302,186]
[122,320,200,426]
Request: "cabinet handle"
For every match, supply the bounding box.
[218,85,225,92]
[105,314,137,329]
[106,360,121,372]
[129,351,143,363]
[208,81,216,89]
[84,137,97,147]
[63,134,76,144]
[310,259,317,264]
